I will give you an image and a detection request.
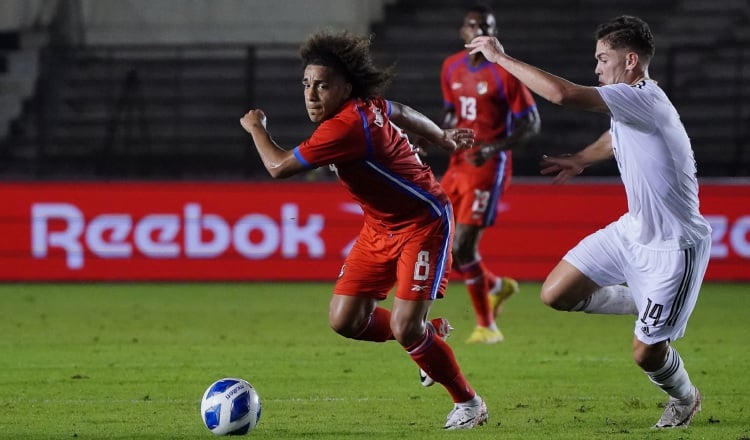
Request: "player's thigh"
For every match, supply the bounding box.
[448,162,504,227]
[540,260,599,308]
[627,236,711,344]
[563,222,627,288]
[394,219,452,301]
[333,225,397,300]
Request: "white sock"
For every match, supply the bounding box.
[645,346,693,400]
[572,285,637,315]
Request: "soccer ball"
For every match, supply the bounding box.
[200,378,262,436]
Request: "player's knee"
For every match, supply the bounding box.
[390,319,422,347]
[328,313,359,339]
[451,247,472,266]
[540,285,571,311]
[633,340,668,371]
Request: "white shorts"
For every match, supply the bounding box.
[563,221,711,345]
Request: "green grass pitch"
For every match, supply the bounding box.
[0,281,748,439]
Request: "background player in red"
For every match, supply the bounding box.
[440,4,540,344]
[240,29,488,430]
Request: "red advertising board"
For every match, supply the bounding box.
[0,181,747,281]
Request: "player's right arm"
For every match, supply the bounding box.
[466,36,609,115]
[540,131,613,184]
[240,109,306,179]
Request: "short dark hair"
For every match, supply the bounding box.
[595,15,655,61]
[468,4,494,16]
[467,4,497,36]
[299,29,394,99]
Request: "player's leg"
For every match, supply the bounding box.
[453,223,501,343]
[395,216,487,429]
[541,223,636,315]
[328,294,395,341]
[487,270,520,318]
[478,153,520,318]
[329,223,397,342]
[541,260,636,314]
[445,171,497,340]
[628,237,710,428]
[393,296,486,429]
[633,338,700,428]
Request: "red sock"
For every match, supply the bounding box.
[460,261,493,327]
[481,261,500,292]
[406,326,475,403]
[352,307,394,342]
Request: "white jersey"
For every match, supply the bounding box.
[597,80,711,249]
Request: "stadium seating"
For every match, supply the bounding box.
[0,0,748,178]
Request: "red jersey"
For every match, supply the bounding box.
[294,97,450,233]
[441,51,537,144]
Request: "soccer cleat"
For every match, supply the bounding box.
[418,318,453,387]
[465,326,504,344]
[443,398,488,430]
[488,277,520,318]
[654,386,701,428]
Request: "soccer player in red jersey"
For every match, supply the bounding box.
[240,29,488,430]
[440,4,540,344]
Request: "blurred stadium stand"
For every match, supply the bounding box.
[0,0,748,180]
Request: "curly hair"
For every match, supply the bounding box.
[595,15,655,62]
[299,29,394,99]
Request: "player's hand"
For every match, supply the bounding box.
[540,153,585,184]
[411,136,430,157]
[440,128,475,152]
[465,36,506,64]
[466,143,497,167]
[240,109,267,134]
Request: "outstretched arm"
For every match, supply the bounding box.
[540,131,613,184]
[389,101,474,152]
[466,36,610,115]
[240,109,305,179]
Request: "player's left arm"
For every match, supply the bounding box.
[240,109,306,179]
[468,106,540,166]
[388,101,474,152]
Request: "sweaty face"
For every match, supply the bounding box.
[460,11,497,45]
[594,40,632,86]
[302,65,352,123]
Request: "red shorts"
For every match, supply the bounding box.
[441,151,512,227]
[333,216,454,301]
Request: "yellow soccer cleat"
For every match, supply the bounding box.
[465,326,504,344]
[488,277,520,318]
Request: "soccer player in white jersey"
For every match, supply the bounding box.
[466,15,711,428]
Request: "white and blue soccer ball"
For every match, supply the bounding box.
[200,378,262,436]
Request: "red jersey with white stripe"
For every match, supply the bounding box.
[293,97,451,233]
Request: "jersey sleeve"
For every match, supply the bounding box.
[503,70,537,117]
[370,97,391,117]
[597,82,655,132]
[296,117,365,167]
[440,58,455,110]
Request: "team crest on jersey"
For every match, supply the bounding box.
[476,81,488,95]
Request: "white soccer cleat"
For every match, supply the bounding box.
[654,386,701,428]
[443,398,488,430]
